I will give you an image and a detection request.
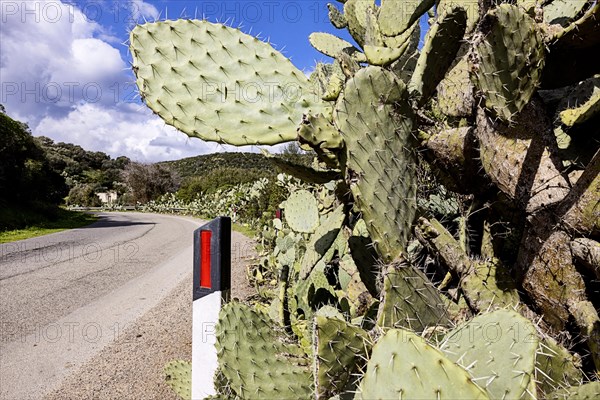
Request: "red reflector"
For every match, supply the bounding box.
[200,230,212,288]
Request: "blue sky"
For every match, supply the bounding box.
[0,1,423,162]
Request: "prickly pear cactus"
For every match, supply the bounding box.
[312,314,371,399]
[470,4,545,122]
[284,189,320,233]
[549,381,600,400]
[408,5,468,106]
[334,66,416,262]
[131,0,600,394]
[130,19,326,145]
[215,302,313,399]
[377,259,450,333]
[440,310,539,399]
[356,328,489,399]
[164,360,191,400]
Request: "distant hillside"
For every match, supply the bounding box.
[159,152,276,181]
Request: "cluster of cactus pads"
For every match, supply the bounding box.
[131,0,600,398]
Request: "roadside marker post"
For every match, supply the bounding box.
[191,217,231,399]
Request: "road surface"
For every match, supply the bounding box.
[0,212,208,399]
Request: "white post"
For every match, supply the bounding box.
[190,217,231,400]
[191,292,221,399]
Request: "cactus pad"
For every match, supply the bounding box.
[441,309,539,400]
[343,0,373,47]
[309,32,366,62]
[536,336,583,395]
[164,360,191,400]
[408,5,468,106]
[356,328,489,399]
[262,149,342,184]
[549,381,600,400]
[215,302,313,398]
[334,66,416,262]
[300,205,346,278]
[311,61,345,102]
[544,0,589,27]
[328,3,348,29]
[559,76,600,127]
[312,314,371,398]
[130,20,325,146]
[377,0,436,37]
[471,4,545,122]
[377,259,450,333]
[437,51,474,117]
[298,113,346,169]
[284,190,320,233]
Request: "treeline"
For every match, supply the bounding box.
[0,110,176,229]
[0,108,309,230]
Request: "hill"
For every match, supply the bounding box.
[159,152,276,181]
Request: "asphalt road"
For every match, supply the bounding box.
[0,212,203,399]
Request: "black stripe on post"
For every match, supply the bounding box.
[193,217,231,301]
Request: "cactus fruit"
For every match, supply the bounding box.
[440,309,539,399]
[284,190,320,233]
[335,66,416,262]
[215,302,313,398]
[377,259,450,333]
[471,4,545,122]
[356,328,489,399]
[312,314,371,399]
[408,5,468,106]
[130,19,326,146]
[164,360,191,400]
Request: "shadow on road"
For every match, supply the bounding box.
[83,214,156,229]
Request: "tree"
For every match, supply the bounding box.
[0,112,66,206]
[122,162,180,204]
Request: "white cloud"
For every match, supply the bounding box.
[35,103,262,162]
[1,0,220,162]
[0,0,284,162]
[1,0,126,120]
[129,0,160,23]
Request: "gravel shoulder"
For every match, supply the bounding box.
[43,228,257,400]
